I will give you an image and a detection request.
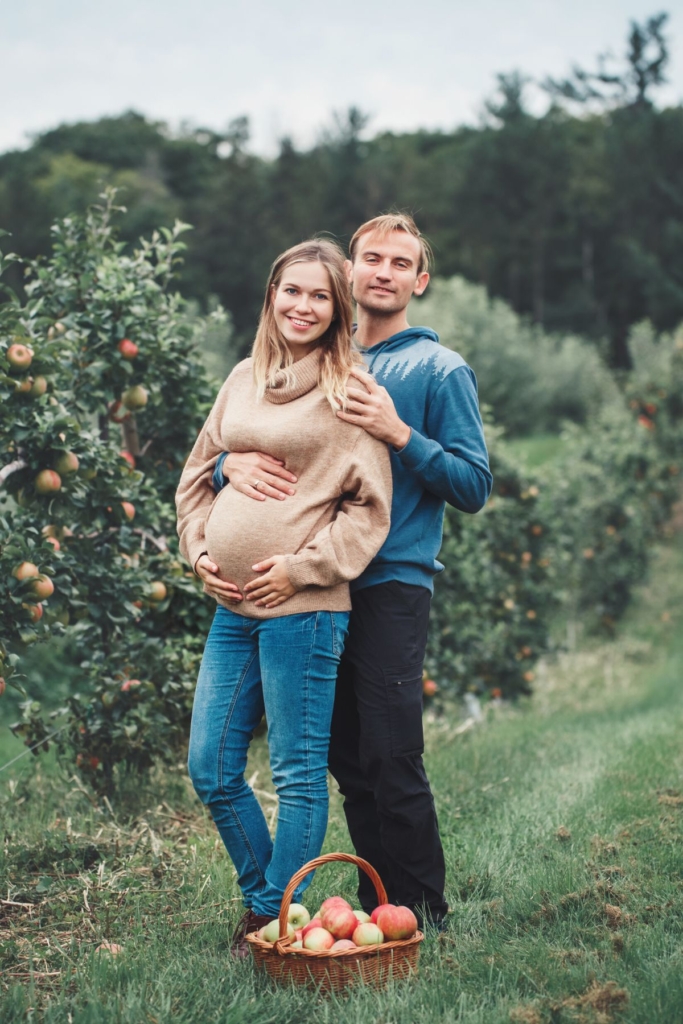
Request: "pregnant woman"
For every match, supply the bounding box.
[175,239,392,951]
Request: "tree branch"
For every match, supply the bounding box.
[0,458,27,487]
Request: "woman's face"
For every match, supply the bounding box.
[272,261,335,361]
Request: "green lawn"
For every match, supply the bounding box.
[505,432,567,468]
[2,536,682,1023]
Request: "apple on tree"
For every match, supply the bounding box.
[13,562,39,581]
[118,338,139,360]
[31,575,55,600]
[122,385,148,410]
[35,470,62,494]
[6,343,33,370]
[54,452,79,475]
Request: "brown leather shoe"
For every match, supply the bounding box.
[230,910,271,959]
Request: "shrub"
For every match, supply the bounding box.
[412,277,617,436]
[427,428,562,698]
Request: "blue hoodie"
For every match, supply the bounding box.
[212,327,492,594]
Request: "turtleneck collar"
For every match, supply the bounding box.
[264,347,321,404]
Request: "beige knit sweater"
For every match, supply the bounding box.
[175,348,393,618]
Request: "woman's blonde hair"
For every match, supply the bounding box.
[252,238,361,409]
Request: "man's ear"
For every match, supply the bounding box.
[413,271,430,297]
[344,259,354,284]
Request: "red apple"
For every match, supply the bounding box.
[23,603,43,622]
[330,939,356,951]
[320,896,352,915]
[120,450,136,469]
[118,338,139,360]
[45,535,61,552]
[35,469,62,494]
[13,561,39,581]
[89,756,100,769]
[0,678,5,697]
[121,679,141,692]
[148,581,167,602]
[29,376,48,397]
[31,575,54,600]
[352,922,384,946]
[7,343,33,369]
[121,501,136,521]
[301,917,322,939]
[320,904,358,940]
[108,400,131,423]
[376,905,418,940]
[54,452,79,475]
[370,903,392,925]
[423,678,439,697]
[122,385,148,410]
[15,376,33,393]
[303,927,335,951]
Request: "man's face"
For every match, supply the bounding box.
[346,230,429,316]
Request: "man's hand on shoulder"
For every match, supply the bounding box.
[223,451,298,501]
[336,367,411,450]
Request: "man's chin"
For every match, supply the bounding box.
[355,296,404,317]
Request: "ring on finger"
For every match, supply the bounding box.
[254,478,262,489]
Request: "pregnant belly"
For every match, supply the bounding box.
[204,486,323,592]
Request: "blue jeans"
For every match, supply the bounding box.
[188,606,349,916]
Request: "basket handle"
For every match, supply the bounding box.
[275,852,388,949]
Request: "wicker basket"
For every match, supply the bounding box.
[246,852,423,992]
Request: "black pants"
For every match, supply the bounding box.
[328,581,448,925]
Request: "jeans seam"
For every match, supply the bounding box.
[216,648,266,891]
[296,614,317,886]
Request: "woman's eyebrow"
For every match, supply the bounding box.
[282,280,331,294]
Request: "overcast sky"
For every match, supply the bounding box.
[4,1,682,155]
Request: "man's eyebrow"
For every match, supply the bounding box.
[362,249,415,264]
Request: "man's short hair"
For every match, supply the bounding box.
[349,213,432,275]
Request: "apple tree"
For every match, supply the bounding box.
[0,190,225,793]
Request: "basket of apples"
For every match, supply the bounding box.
[246,852,423,991]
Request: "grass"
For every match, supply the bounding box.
[1,535,683,1022]
[505,433,567,469]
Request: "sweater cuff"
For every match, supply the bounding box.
[284,554,315,591]
[395,427,431,471]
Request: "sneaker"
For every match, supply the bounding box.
[230,909,271,959]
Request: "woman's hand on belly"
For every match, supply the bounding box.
[195,555,244,603]
[244,555,296,609]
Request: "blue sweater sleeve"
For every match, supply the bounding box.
[396,365,492,513]
[212,451,229,492]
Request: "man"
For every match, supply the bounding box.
[202,214,492,929]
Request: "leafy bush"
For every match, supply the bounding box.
[427,428,561,698]
[0,191,227,792]
[412,277,617,436]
